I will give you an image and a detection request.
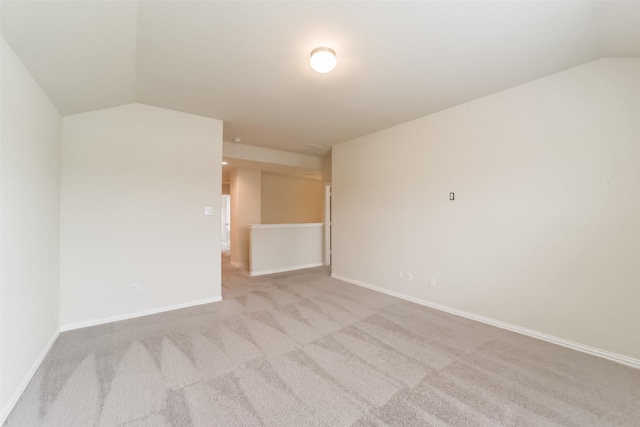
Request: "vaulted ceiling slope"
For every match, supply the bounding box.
[2,1,639,153]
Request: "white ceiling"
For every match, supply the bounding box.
[2,1,639,154]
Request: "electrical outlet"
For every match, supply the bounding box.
[430,277,436,287]
[406,272,413,282]
[397,270,404,280]
[131,282,140,294]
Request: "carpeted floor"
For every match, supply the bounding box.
[5,249,640,426]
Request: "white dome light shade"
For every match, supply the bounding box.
[310,47,337,73]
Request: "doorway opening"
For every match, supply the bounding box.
[324,183,331,266]
[221,195,230,249]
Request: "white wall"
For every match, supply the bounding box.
[0,38,61,419]
[261,173,323,224]
[332,58,640,361]
[321,155,332,263]
[230,168,261,269]
[250,224,324,276]
[224,141,322,170]
[60,103,222,327]
[322,155,332,185]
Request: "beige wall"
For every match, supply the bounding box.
[230,168,261,269]
[261,173,323,224]
[0,37,62,419]
[332,58,640,360]
[60,103,223,327]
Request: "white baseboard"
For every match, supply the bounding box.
[331,273,640,370]
[1,328,60,425]
[60,296,222,332]
[250,263,325,277]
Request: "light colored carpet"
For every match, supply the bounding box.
[5,250,640,426]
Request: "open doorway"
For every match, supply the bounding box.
[221,195,230,248]
[324,183,331,266]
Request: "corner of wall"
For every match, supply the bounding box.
[0,36,62,423]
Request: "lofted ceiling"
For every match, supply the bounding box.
[2,1,639,155]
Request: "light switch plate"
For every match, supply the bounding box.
[204,207,214,216]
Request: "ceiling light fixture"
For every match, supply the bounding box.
[310,47,337,73]
[222,161,228,165]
